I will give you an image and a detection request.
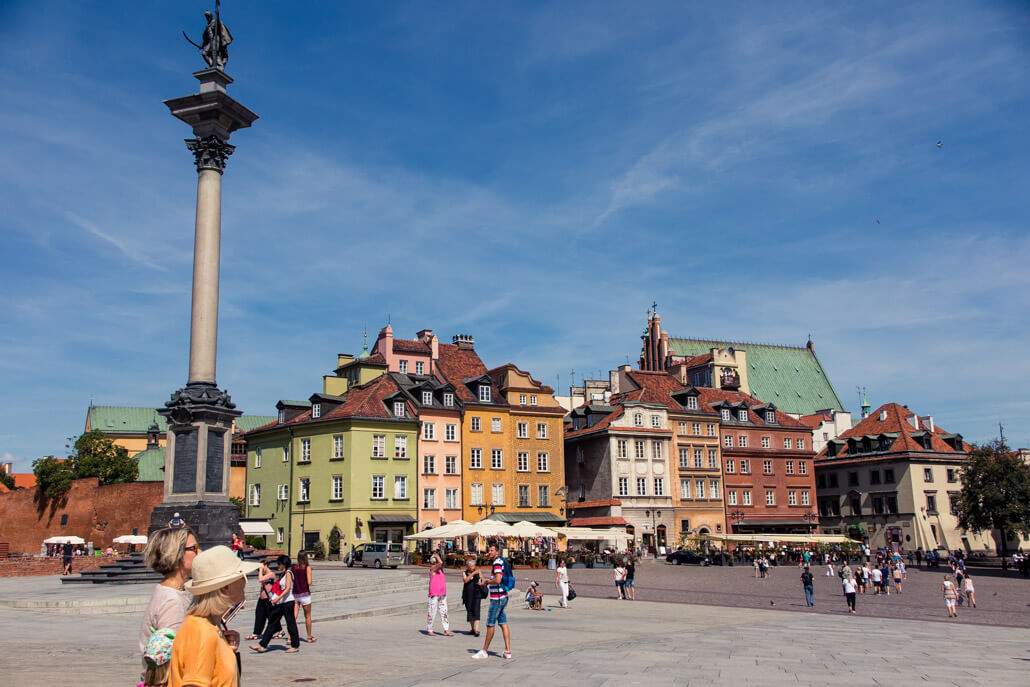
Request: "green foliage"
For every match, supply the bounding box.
[0,470,16,490]
[32,456,75,499]
[244,535,266,549]
[311,540,327,560]
[229,496,246,517]
[956,439,1030,552]
[69,430,138,485]
[328,527,341,555]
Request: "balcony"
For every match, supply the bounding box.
[720,373,741,390]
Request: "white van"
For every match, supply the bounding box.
[347,542,403,568]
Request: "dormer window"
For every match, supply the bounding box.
[765,410,775,423]
[398,360,408,374]
[737,409,748,422]
[443,392,454,407]
[686,396,698,410]
[415,361,424,375]
[278,409,286,424]
[721,408,731,422]
[422,391,433,406]
[478,385,491,403]
[879,410,887,421]
[530,395,537,405]
[634,413,644,427]
[393,401,405,417]
[312,403,321,419]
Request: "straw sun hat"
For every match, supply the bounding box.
[185,545,261,595]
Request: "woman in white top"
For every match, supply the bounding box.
[941,576,958,618]
[962,575,975,608]
[139,528,199,657]
[613,562,628,599]
[555,559,571,608]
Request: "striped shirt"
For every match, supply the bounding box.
[489,557,507,600]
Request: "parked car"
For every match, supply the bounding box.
[347,542,403,568]
[666,550,705,565]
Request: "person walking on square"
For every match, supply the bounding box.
[473,542,512,660]
[892,564,903,594]
[426,552,453,636]
[962,574,976,608]
[245,559,275,641]
[251,555,300,653]
[613,561,628,599]
[624,558,636,600]
[291,551,315,643]
[801,566,815,606]
[942,575,959,618]
[555,558,571,608]
[462,557,483,635]
[843,574,858,614]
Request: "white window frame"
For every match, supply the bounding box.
[799,461,808,475]
[635,440,646,459]
[491,417,502,433]
[617,439,628,458]
[651,415,661,428]
[801,491,810,506]
[298,477,310,503]
[785,460,795,475]
[537,422,548,439]
[479,385,491,402]
[331,475,343,500]
[634,413,644,427]
[422,391,433,406]
[742,490,752,505]
[798,438,806,450]
[445,424,457,441]
[654,477,665,496]
[312,403,321,419]
[491,483,504,506]
[530,395,538,405]
[723,435,733,447]
[766,490,775,506]
[393,401,405,418]
[783,438,792,449]
[707,424,717,437]
[679,448,689,468]
[470,483,483,505]
[491,448,503,469]
[394,475,407,500]
[333,435,343,459]
[725,459,735,473]
[694,448,703,468]
[652,441,663,460]
[721,409,731,422]
[763,460,773,474]
[695,479,705,499]
[423,488,436,509]
[517,452,529,472]
[517,422,528,439]
[740,459,751,474]
[300,438,311,462]
[761,436,770,449]
[737,409,748,422]
[445,455,457,474]
[518,484,530,507]
[537,452,549,472]
[423,423,436,440]
[277,483,288,501]
[519,394,527,405]
[443,392,454,407]
[394,435,407,458]
[708,449,718,469]
[423,454,436,475]
[398,360,408,373]
[469,448,482,469]
[371,475,384,500]
[686,396,698,410]
[692,422,701,436]
[710,480,720,499]
[283,444,290,462]
[538,485,550,507]
[680,479,691,499]
[372,435,386,458]
[636,477,647,496]
[765,410,776,423]
[470,416,481,432]
[727,490,737,505]
[788,490,797,506]
[618,477,629,496]
[249,483,261,506]
[255,447,262,468]
[738,435,747,448]
[276,527,284,544]
[445,488,458,509]
[415,361,424,375]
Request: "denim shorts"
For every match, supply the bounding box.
[625,579,635,588]
[486,596,509,627]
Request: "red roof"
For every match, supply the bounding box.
[486,363,556,394]
[817,402,968,460]
[569,516,629,527]
[434,343,491,403]
[568,498,622,510]
[679,353,713,369]
[0,473,35,492]
[249,374,414,433]
[392,339,430,354]
[694,387,807,428]
[613,370,721,414]
[565,406,624,438]
[798,411,831,429]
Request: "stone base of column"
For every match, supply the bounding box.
[149,501,240,551]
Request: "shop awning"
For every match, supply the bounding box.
[239,520,274,536]
[485,511,566,524]
[687,533,860,544]
[369,513,416,524]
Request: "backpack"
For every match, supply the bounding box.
[499,558,516,592]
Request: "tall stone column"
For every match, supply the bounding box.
[149,67,258,550]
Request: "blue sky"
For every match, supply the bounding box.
[2,1,1029,471]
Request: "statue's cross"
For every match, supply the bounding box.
[652,301,658,315]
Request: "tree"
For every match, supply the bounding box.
[956,439,1030,558]
[69,430,138,485]
[0,470,16,490]
[230,496,246,517]
[32,456,75,499]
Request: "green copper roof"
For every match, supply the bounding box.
[133,446,165,482]
[87,406,167,434]
[234,415,276,432]
[667,339,845,415]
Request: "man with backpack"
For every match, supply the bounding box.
[473,542,513,660]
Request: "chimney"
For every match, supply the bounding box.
[452,334,475,350]
[1,462,11,475]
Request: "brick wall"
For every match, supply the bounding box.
[0,478,163,554]
[0,554,120,578]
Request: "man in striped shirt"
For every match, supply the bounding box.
[472,542,512,659]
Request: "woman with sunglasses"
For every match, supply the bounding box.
[139,528,200,664]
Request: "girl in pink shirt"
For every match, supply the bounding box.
[426,552,453,636]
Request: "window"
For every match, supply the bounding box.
[765,490,775,506]
[680,479,691,499]
[634,413,644,427]
[679,449,689,468]
[618,477,629,496]
[727,490,737,505]
[692,423,701,435]
[443,392,454,407]
[331,475,343,500]
[470,417,481,432]
[517,422,528,439]
[872,496,884,514]
[519,394,527,405]
[737,409,748,422]
[423,455,436,474]
[394,435,407,458]
[923,468,934,482]
[799,461,808,475]
[710,480,720,499]
[721,409,731,422]
[530,395,538,405]
[694,449,703,468]
[299,438,310,462]
[470,483,483,505]
[636,477,647,496]
[788,490,797,506]
[707,424,717,437]
[249,483,261,506]
[423,488,436,509]
[445,424,456,441]
[517,452,529,471]
[869,470,881,485]
[765,410,775,423]
[491,417,502,433]
[398,360,408,373]
[709,449,718,468]
[255,448,262,468]
[491,448,503,469]
[538,485,550,507]
[783,438,792,449]
[828,473,839,488]
[801,491,810,506]
[284,444,290,462]
[677,422,687,435]
[479,385,491,402]
[576,446,584,464]
[617,440,628,458]
[277,527,284,544]
[651,415,662,428]
[761,436,770,449]
[635,440,646,459]
[925,493,937,513]
[298,478,310,503]
[763,460,772,474]
[277,483,289,501]
[797,438,805,450]
[537,452,549,472]
[742,490,752,505]
[469,448,482,469]
[394,475,407,499]
[887,495,898,514]
[278,409,285,424]
[654,478,665,496]
[415,361,424,375]
[333,435,343,459]
[738,435,748,447]
[422,391,433,406]
[393,401,405,418]
[686,396,698,410]
[946,469,958,483]
[851,496,862,515]
[723,435,732,447]
[423,423,436,440]
[786,461,795,475]
[491,483,504,505]
[518,485,530,507]
[537,422,548,439]
[445,455,457,474]
[740,459,750,474]
[695,480,705,499]
[445,488,458,509]
[883,468,894,482]
[652,441,663,460]
[725,459,735,473]
[312,403,321,419]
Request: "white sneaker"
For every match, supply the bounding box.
[502,651,513,659]
[472,650,489,660]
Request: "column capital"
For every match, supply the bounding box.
[185,135,236,173]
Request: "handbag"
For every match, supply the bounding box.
[567,586,577,601]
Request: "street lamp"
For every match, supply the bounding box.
[644,509,662,558]
[801,511,818,535]
[729,510,745,532]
